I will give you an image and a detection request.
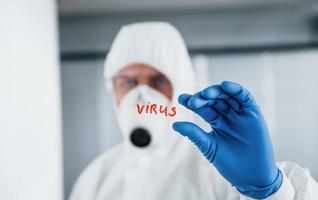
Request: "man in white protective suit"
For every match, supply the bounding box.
[69,22,318,200]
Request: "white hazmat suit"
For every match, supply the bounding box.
[69,22,318,200]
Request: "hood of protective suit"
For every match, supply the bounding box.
[104,21,196,101]
[104,22,197,150]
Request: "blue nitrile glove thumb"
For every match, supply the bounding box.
[173,81,283,199]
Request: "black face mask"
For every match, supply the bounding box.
[130,127,151,147]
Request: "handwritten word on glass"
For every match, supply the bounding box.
[136,102,176,117]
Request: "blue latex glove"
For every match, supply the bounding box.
[173,81,282,199]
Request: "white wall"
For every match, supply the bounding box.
[59,4,314,54]
[0,1,63,200]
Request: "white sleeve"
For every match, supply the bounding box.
[239,161,318,200]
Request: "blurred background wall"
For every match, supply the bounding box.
[1,1,63,200]
[58,0,318,199]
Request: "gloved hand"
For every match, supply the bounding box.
[173,81,283,199]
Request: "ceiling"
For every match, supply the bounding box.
[58,0,307,15]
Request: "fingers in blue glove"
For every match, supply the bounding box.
[172,121,218,163]
[187,92,215,109]
[201,84,241,111]
[178,94,219,122]
[212,100,230,114]
[220,81,257,107]
[201,84,229,100]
